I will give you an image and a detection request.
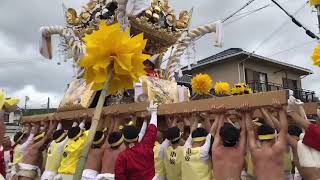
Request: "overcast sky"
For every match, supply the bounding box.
[0,0,319,108]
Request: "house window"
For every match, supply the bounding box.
[245,69,268,92]
[282,78,298,90]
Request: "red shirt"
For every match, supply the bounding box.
[302,123,320,151]
[115,124,157,180]
[0,149,5,177]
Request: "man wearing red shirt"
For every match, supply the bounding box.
[143,55,160,78]
[115,104,158,180]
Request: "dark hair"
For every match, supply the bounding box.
[191,127,208,139]
[257,124,275,136]
[167,127,180,144]
[13,131,24,143]
[67,127,81,139]
[122,125,139,141]
[108,132,123,149]
[288,125,302,137]
[53,130,65,141]
[94,131,104,141]
[85,122,91,130]
[219,122,240,147]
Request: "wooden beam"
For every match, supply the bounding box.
[21,90,289,123]
[303,102,319,115]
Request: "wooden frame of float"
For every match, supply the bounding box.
[21,90,318,123]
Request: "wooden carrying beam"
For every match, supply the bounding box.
[21,90,291,123]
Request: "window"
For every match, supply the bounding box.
[245,69,268,92]
[282,78,298,90]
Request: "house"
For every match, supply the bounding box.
[178,48,317,102]
[4,108,57,137]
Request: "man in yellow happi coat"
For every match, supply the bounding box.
[163,126,184,180]
[181,113,213,180]
[41,123,68,180]
[55,121,88,180]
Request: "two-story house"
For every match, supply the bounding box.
[178,48,317,102]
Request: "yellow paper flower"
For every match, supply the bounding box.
[214,81,230,95]
[79,22,150,95]
[0,89,20,111]
[310,0,320,6]
[311,44,320,67]
[191,73,213,95]
[231,83,252,95]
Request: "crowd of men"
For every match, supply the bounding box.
[0,97,319,180]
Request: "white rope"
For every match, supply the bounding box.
[39,26,84,61]
[166,21,224,81]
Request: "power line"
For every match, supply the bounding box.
[267,40,317,57]
[225,4,271,26]
[222,0,257,23]
[270,0,320,40]
[252,1,308,53]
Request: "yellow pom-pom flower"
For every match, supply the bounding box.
[310,0,320,6]
[0,89,20,111]
[79,22,150,95]
[214,81,230,95]
[191,73,213,95]
[311,44,320,67]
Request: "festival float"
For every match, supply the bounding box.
[20,0,319,177]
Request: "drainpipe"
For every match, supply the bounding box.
[237,53,252,82]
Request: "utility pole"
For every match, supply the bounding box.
[47,97,50,110]
[316,5,320,32]
[24,96,29,111]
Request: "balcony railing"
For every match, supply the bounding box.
[247,81,318,102]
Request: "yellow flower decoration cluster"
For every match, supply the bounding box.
[231,83,252,95]
[191,73,213,95]
[311,44,320,67]
[214,81,230,95]
[79,22,150,95]
[0,89,20,111]
[310,0,320,6]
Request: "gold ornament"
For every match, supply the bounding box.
[80,12,91,23]
[65,8,78,25]
[153,6,161,14]
[145,9,153,18]
[176,10,191,29]
[152,13,160,21]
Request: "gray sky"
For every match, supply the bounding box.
[0,0,319,108]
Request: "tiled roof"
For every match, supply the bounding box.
[183,48,313,75]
